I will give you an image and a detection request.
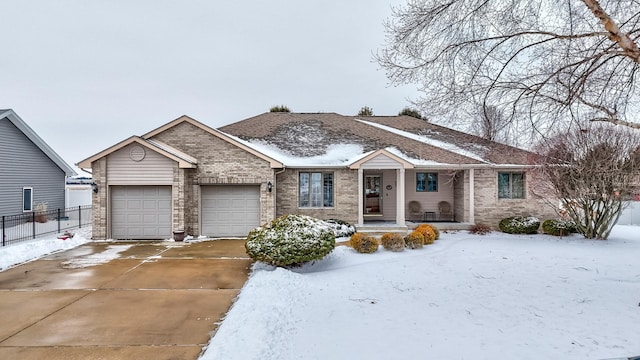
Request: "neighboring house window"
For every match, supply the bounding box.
[498,172,525,199]
[299,172,334,207]
[23,187,33,212]
[416,172,438,192]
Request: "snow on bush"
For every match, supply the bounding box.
[541,219,577,236]
[499,216,540,234]
[245,214,335,267]
[324,218,356,238]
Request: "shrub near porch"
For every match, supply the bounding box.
[245,214,335,267]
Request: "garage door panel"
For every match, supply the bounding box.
[111,186,171,240]
[201,185,260,237]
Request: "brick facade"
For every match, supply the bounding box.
[276,168,359,224]
[471,168,557,228]
[91,157,108,239]
[148,121,275,236]
[89,120,277,239]
[88,116,558,239]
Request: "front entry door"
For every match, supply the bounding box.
[364,175,382,214]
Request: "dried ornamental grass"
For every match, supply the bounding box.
[469,223,492,235]
[415,224,436,244]
[349,233,379,254]
[404,231,424,249]
[380,233,405,252]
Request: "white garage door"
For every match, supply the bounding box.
[111,186,172,239]
[201,185,260,237]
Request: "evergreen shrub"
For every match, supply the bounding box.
[245,214,335,267]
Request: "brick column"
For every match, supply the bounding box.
[91,158,108,240]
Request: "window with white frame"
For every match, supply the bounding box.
[498,172,525,199]
[416,172,438,192]
[299,172,334,207]
[23,187,33,212]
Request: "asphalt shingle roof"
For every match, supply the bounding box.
[218,112,534,166]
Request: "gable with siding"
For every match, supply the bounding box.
[0,110,75,216]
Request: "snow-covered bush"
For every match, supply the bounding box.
[245,214,335,267]
[499,216,540,234]
[541,219,577,236]
[381,233,405,252]
[415,224,436,244]
[325,219,356,238]
[349,232,378,253]
[404,231,424,249]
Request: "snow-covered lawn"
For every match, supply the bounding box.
[202,226,640,360]
[0,228,92,271]
[1,226,638,359]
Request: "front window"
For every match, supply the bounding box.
[498,172,525,199]
[299,172,334,207]
[23,187,33,212]
[416,172,438,192]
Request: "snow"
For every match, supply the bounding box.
[0,228,92,271]
[1,225,638,359]
[357,119,491,163]
[245,140,367,167]
[201,226,640,360]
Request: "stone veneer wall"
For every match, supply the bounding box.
[149,122,276,235]
[91,157,108,239]
[473,168,557,228]
[276,168,359,224]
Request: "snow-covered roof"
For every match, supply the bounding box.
[219,112,534,168]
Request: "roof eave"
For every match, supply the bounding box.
[76,136,197,169]
[143,115,284,168]
[1,109,77,176]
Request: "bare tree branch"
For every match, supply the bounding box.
[377,0,640,134]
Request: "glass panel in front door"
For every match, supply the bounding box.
[364,175,382,214]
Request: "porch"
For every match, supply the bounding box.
[350,149,478,233]
[355,220,473,236]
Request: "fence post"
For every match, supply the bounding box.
[32,211,36,239]
[78,206,82,229]
[2,216,5,247]
[57,208,61,234]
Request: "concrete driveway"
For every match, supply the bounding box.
[0,240,252,360]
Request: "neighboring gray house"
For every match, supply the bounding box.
[78,113,557,240]
[0,109,77,216]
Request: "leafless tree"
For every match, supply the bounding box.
[470,104,517,144]
[377,1,640,134]
[532,125,640,239]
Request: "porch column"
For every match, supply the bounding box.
[396,168,405,224]
[357,168,364,225]
[469,169,475,223]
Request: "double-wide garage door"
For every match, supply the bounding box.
[201,185,260,237]
[111,186,172,239]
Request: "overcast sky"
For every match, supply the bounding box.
[1,1,419,173]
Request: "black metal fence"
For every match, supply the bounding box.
[1,205,92,246]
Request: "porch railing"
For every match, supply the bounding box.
[1,205,92,247]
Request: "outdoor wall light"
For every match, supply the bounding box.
[91,182,99,193]
[267,181,273,192]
